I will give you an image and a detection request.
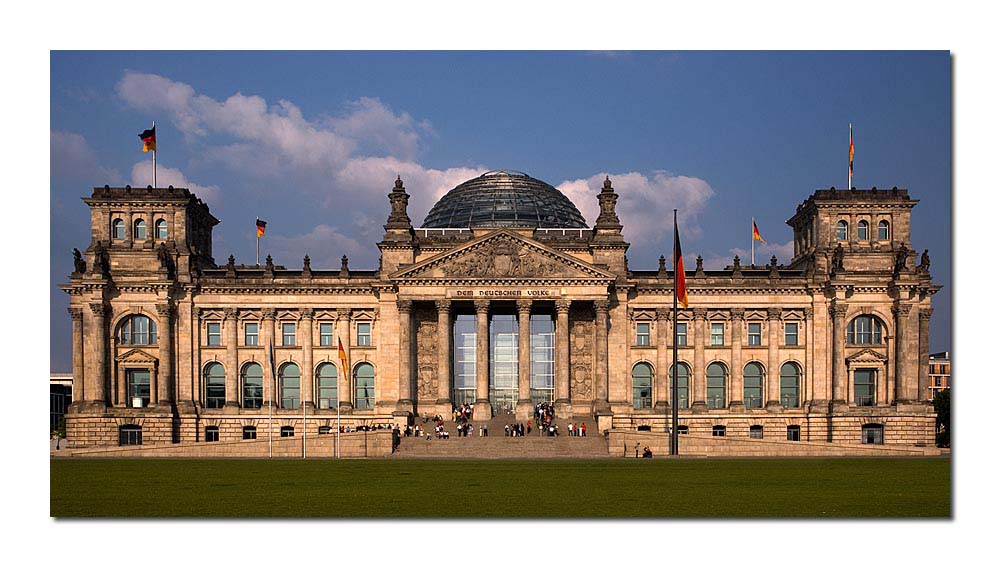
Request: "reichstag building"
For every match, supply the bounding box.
[62,170,939,449]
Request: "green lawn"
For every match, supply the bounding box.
[50,457,950,518]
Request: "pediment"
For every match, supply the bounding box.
[116,348,159,364]
[392,230,615,282]
[846,348,888,364]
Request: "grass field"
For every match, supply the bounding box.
[50,457,950,518]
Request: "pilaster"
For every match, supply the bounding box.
[223,307,239,410]
[436,300,453,407]
[156,302,175,408]
[691,308,707,412]
[594,299,610,412]
[395,299,414,416]
[515,299,533,420]
[473,300,492,420]
[299,308,315,410]
[765,307,782,412]
[554,299,572,415]
[336,308,353,411]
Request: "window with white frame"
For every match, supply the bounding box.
[316,362,338,409]
[711,323,725,346]
[747,323,762,346]
[119,315,158,345]
[244,322,258,346]
[133,219,147,240]
[357,322,372,346]
[857,220,870,240]
[675,322,687,346]
[636,322,650,346]
[877,220,890,241]
[282,323,296,346]
[112,218,125,239]
[206,322,221,346]
[155,219,167,239]
[848,315,885,345]
[836,220,848,240]
[320,322,334,347]
[785,322,798,346]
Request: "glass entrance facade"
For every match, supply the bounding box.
[530,314,555,404]
[452,314,477,406]
[490,313,518,414]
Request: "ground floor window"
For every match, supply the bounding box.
[787,425,801,441]
[677,425,689,435]
[749,425,763,439]
[712,425,726,437]
[280,426,295,437]
[355,363,375,410]
[243,426,257,440]
[854,369,876,407]
[205,426,220,442]
[119,424,142,446]
[318,426,332,435]
[862,424,884,445]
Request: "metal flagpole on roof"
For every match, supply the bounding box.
[672,209,680,456]
[151,120,157,188]
[751,216,755,266]
[268,336,274,459]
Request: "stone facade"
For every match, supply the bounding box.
[62,177,940,451]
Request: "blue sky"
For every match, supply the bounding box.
[50,51,951,372]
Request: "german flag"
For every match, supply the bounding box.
[139,126,156,153]
[849,124,855,185]
[338,337,349,377]
[674,222,688,308]
[753,220,766,244]
[256,218,267,238]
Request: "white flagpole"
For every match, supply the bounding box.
[256,217,260,266]
[751,216,755,266]
[268,337,273,459]
[151,120,157,188]
[302,369,307,459]
[849,123,853,190]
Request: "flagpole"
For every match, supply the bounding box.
[751,216,755,266]
[256,217,260,266]
[268,337,273,459]
[151,120,157,188]
[337,339,342,459]
[849,123,853,190]
[671,209,679,456]
[303,371,307,459]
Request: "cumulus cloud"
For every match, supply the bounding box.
[129,162,222,207]
[51,130,122,184]
[264,224,371,270]
[699,240,795,270]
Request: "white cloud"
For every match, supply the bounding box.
[129,162,222,207]
[264,224,371,270]
[51,130,122,184]
[728,239,796,267]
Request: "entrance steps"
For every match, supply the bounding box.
[392,415,610,459]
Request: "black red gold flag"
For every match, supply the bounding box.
[139,127,156,153]
[674,222,688,308]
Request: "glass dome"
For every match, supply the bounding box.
[421,170,588,229]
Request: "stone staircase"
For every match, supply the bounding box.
[392,415,610,459]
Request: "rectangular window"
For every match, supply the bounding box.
[282,323,296,346]
[320,323,334,347]
[675,323,687,346]
[207,322,221,346]
[242,426,257,440]
[529,314,555,405]
[244,323,258,346]
[854,369,876,407]
[787,426,801,441]
[453,314,477,406]
[785,322,798,346]
[636,323,650,346]
[749,426,764,439]
[357,322,371,346]
[205,427,219,442]
[711,323,724,346]
[712,426,726,437]
[747,323,762,346]
[127,369,151,408]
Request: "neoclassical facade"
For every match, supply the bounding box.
[62,170,939,449]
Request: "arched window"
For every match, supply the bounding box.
[861,423,884,444]
[877,220,890,241]
[242,425,257,440]
[749,425,764,439]
[632,362,653,409]
[205,425,220,442]
[354,363,375,410]
[854,369,876,407]
[743,362,764,409]
[204,362,226,409]
[134,218,147,240]
[316,362,338,409]
[118,424,142,446]
[706,362,728,409]
[242,363,263,409]
[857,220,869,240]
[848,315,885,345]
[280,426,295,437]
[118,314,157,345]
[155,219,167,239]
[780,362,801,408]
[112,218,125,239]
[669,362,690,409]
[836,220,848,240]
[279,363,300,409]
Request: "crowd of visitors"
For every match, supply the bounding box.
[338,423,393,433]
[503,423,528,437]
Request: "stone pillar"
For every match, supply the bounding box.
[473,300,492,420]
[919,308,933,403]
[262,309,277,407]
[436,300,452,407]
[300,308,314,410]
[654,308,670,409]
[766,307,782,412]
[156,302,174,407]
[396,299,414,415]
[594,300,610,411]
[892,302,911,403]
[223,308,239,409]
[515,299,533,420]
[88,302,108,408]
[830,301,848,406]
[336,308,353,410]
[729,309,745,411]
[554,299,572,415]
[69,308,85,404]
[691,308,707,412]
[804,307,814,406]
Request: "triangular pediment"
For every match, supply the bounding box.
[116,348,159,364]
[846,348,889,363]
[392,230,614,282]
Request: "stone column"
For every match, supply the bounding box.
[396,299,414,414]
[88,302,108,408]
[830,301,848,406]
[300,308,314,410]
[223,308,239,408]
[515,299,533,419]
[892,302,912,403]
[655,308,670,409]
[156,302,174,407]
[336,308,353,410]
[766,307,782,412]
[69,308,85,404]
[262,309,276,407]
[691,308,707,412]
[594,300,610,411]
[554,300,572,415]
[804,307,814,406]
[729,309,745,411]
[473,300,492,420]
[919,308,933,403]
[436,300,452,407]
